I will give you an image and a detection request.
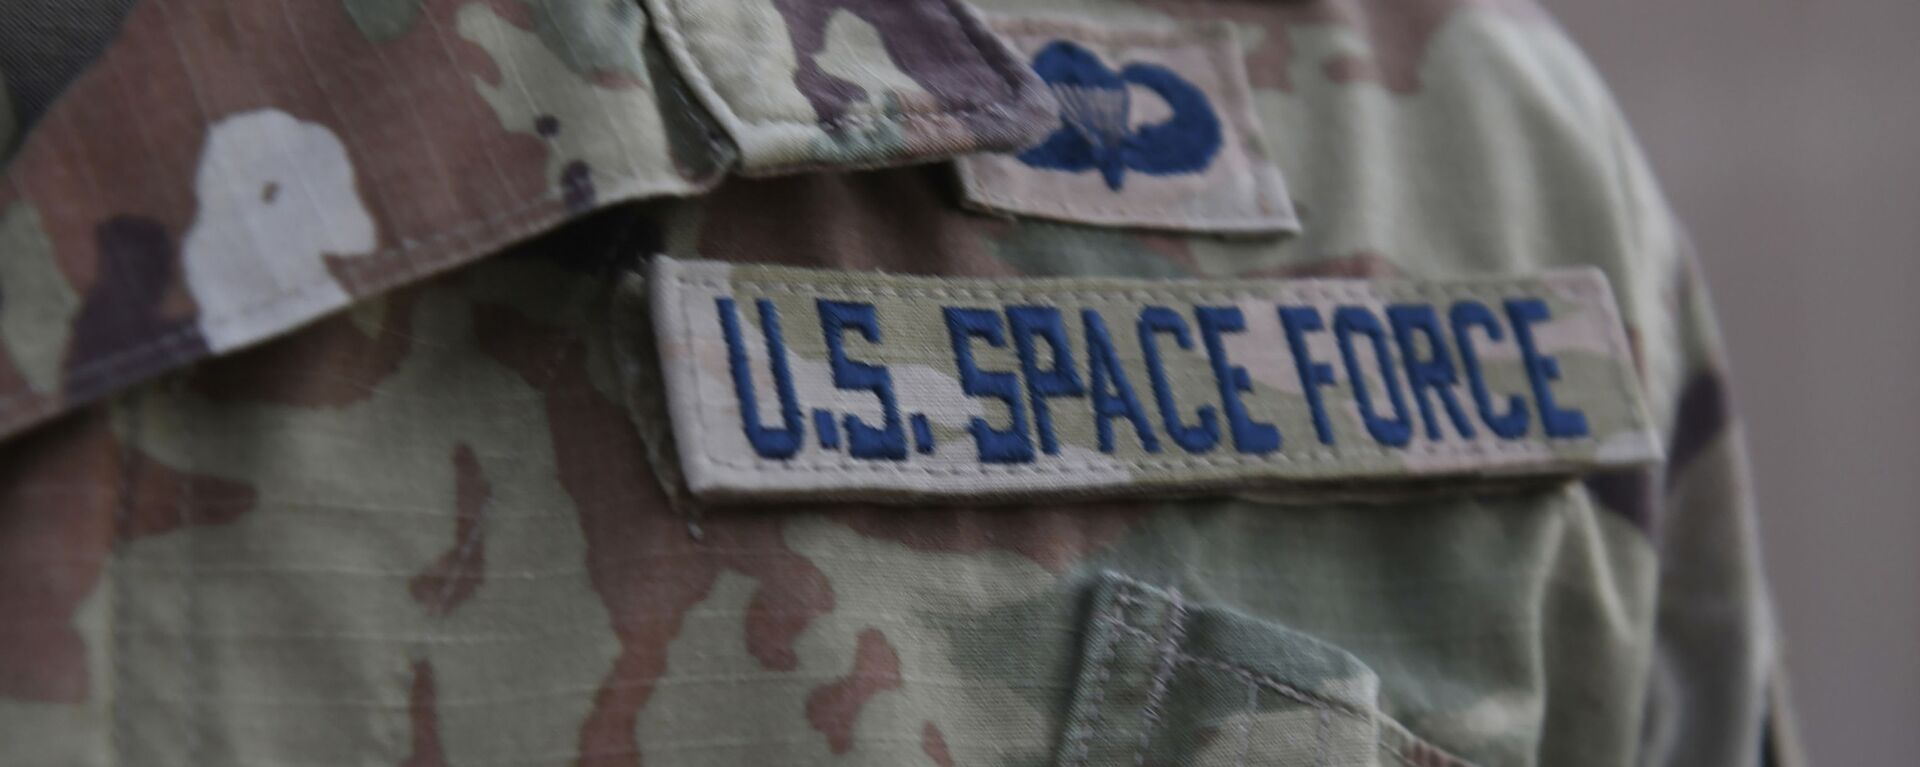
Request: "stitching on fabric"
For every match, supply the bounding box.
[1231,677,1259,767]
[1313,706,1332,767]
[692,272,1613,304]
[663,269,1648,478]
[688,438,1597,472]
[622,311,701,523]
[1103,579,1482,767]
[1131,586,1189,766]
[650,0,1024,130]
[103,613,1081,646]
[960,18,1293,230]
[1066,595,1130,767]
[113,669,1058,710]
[2,4,728,415]
[1099,617,1366,720]
[690,437,1598,470]
[961,177,1295,229]
[0,170,708,435]
[1378,717,1480,767]
[644,29,735,162]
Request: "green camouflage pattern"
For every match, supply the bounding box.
[0,1,1794,766]
[0,0,1054,445]
[641,0,1058,173]
[642,257,1658,504]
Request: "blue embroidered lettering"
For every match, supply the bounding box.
[1138,306,1220,454]
[1333,306,1414,447]
[944,307,1034,463]
[1279,306,1339,446]
[1017,40,1224,191]
[1448,300,1530,439]
[715,297,805,459]
[1083,308,1160,454]
[1388,304,1478,441]
[911,414,936,455]
[1195,306,1280,455]
[1504,298,1590,439]
[819,300,907,461]
[813,409,839,450]
[1008,306,1087,456]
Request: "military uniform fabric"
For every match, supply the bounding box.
[0,1,1798,766]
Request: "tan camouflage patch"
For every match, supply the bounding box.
[0,202,76,394]
[0,0,728,443]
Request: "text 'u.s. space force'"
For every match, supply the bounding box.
[715,296,1590,464]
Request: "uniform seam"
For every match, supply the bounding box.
[1230,677,1259,767]
[961,176,1296,230]
[646,0,1024,131]
[1065,596,1129,767]
[960,18,1293,232]
[1101,578,1480,767]
[1313,706,1333,767]
[0,170,712,440]
[1101,617,1368,721]
[1132,586,1189,766]
[684,272,1615,303]
[1378,717,1479,767]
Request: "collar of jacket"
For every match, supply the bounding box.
[0,0,1057,444]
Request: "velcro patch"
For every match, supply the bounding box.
[957,17,1298,235]
[647,257,1660,505]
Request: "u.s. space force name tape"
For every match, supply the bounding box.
[646,256,1660,504]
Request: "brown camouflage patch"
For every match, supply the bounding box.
[1665,370,1731,485]
[0,0,720,443]
[805,627,904,754]
[62,217,206,406]
[400,659,449,767]
[0,408,254,703]
[408,443,492,616]
[1576,369,1733,536]
[1584,468,1656,533]
[473,303,834,764]
[921,720,955,766]
[697,169,1020,277]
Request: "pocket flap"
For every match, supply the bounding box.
[642,0,1059,173]
[1059,573,1477,767]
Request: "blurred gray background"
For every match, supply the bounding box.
[1543,2,1920,764]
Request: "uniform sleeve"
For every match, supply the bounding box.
[1589,80,1805,767]
[1639,246,1803,767]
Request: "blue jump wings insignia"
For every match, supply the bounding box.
[1017,40,1224,191]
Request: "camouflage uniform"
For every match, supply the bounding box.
[0,1,1797,766]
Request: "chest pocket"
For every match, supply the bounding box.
[1058,573,1476,767]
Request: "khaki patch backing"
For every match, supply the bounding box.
[958,17,1298,235]
[646,257,1658,505]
